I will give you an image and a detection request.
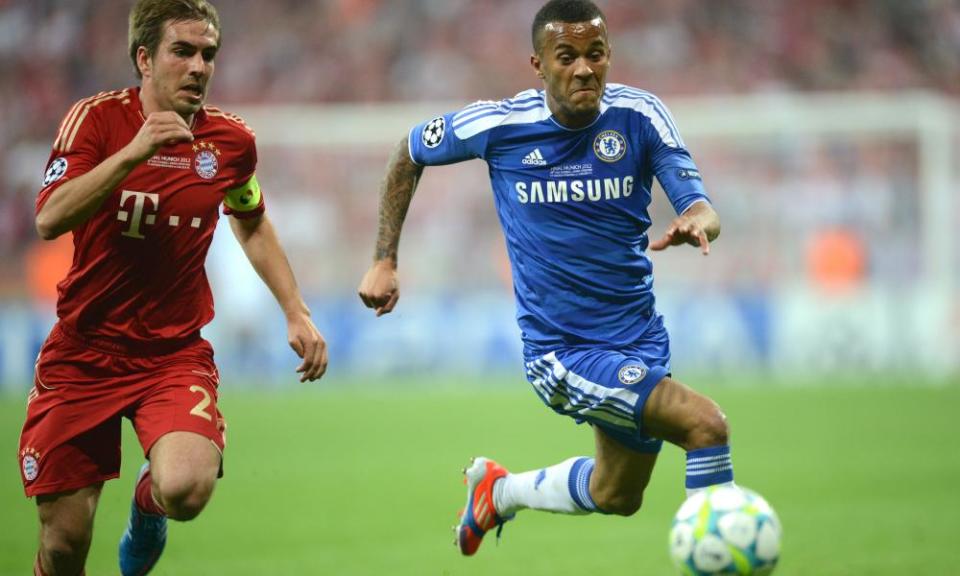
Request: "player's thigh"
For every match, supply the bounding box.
[20,325,127,497]
[36,483,103,547]
[149,430,221,491]
[641,376,725,449]
[131,341,226,472]
[525,346,668,453]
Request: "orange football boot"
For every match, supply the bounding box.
[455,457,514,556]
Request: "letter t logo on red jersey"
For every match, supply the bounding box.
[118,190,159,239]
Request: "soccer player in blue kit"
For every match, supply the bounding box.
[358,0,734,556]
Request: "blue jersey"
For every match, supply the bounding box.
[408,83,710,354]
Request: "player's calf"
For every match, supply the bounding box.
[36,487,100,576]
[642,379,735,495]
[589,485,644,516]
[684,396,729,451]
[680,395,734,496]
[38,530,93,576]
[643,377,730,451]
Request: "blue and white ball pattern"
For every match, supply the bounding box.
[669,485,781,575]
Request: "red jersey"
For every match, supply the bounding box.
[37,87,265,345]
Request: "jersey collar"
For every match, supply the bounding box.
[131,86,207,132]
[543,89,606,132]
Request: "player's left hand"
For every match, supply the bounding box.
[287,313,328,382]
[649,202,720,255]
[358,259,400,317]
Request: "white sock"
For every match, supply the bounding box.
[686,480,737,499]
[493,457,599,516]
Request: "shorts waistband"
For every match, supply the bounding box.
[56,322,202,357]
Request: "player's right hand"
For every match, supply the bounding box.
[358,260,400,317]
[125,111,194,164]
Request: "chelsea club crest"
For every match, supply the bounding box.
[618,364,647,385]
[593,130,626,163]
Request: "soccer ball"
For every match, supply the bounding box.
[669,485,781,575]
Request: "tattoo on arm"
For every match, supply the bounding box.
[375,138,424,262]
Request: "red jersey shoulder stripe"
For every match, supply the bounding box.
[56,89,131,153]
[204,106,256,137]
[53,90,113,151]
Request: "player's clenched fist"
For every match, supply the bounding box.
[125,111,194,164]
[358,260,400,317]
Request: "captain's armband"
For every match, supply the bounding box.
[224,174,261,213]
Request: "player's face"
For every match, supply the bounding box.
[532,19,610,129]
[139,19,219,120]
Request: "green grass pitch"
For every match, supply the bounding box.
[1,378,957,575]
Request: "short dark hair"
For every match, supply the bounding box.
[531,0,607,53]
[128,0,221,79]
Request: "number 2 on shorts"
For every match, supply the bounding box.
[189,385,213,421]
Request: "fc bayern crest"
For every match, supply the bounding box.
[21,449,40,482]
[593,130,626,162]
[194,149,219,180]
[43,157,68,186]
[422,116,445,148]
[618,364,647,385]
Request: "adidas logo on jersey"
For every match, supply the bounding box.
[522,148,548,166]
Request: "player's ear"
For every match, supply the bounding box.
[136,46,152,78]
[531,54,545,80]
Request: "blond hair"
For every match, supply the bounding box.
[128,0,220,78]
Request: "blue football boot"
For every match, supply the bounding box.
[119,463,167,576]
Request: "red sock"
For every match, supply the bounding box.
[34,553,46,576]
[134,469,166,516]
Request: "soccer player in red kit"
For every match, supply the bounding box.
[17,1,328,575]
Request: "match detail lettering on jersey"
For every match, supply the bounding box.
[224,174,261,213]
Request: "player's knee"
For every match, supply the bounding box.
[687,401,730,450]
[40,523,92,566]
[591,487,644,517]
[155,474,215,521]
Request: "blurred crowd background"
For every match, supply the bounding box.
[0,0,957,385]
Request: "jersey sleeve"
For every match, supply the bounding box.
[223,131,265,219]
[36,100,107,212]
[642,97,711,215]
[407,105,493,166]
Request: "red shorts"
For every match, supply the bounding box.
[18,323,226,497]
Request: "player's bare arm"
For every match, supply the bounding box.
[35,112,193,240]
[649,200,721,255]
[357,136,424,317]
[230,214,328,382]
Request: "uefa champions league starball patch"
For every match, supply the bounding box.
[618,364,647,385]
[593,130,626,162]
[193,141,220,179]
[422,116,445,148]
[21,447,40,482]
[43,157,68,186]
